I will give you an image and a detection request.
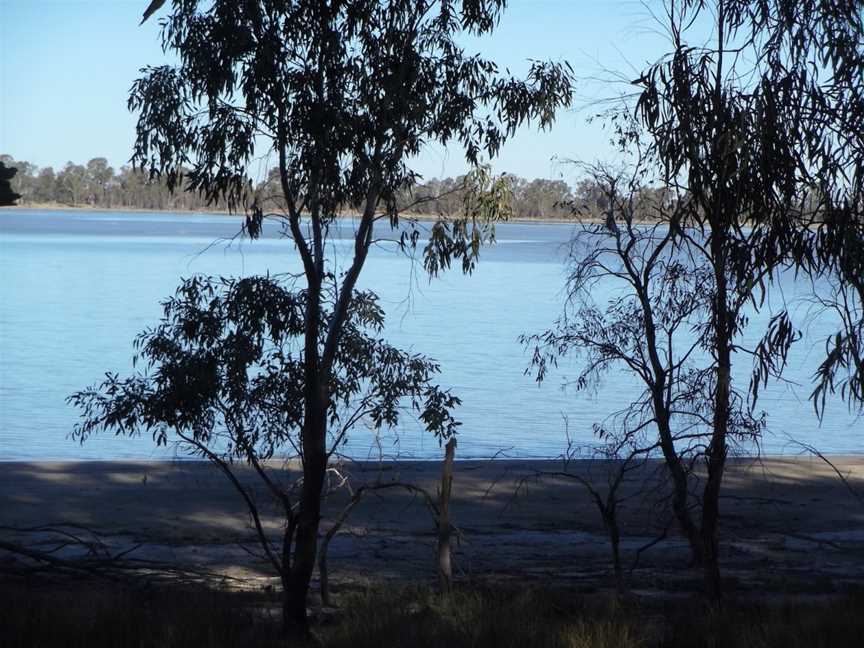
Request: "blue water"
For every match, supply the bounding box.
[0,210,859,460]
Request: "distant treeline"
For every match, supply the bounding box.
[0,155,219,212]
[1,153,663,220]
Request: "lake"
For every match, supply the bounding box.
[0,209,859,460]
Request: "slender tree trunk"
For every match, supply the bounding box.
[282,268,327,638]
[698,0,730,603]
[655,413,704,565]
[438,438,456,594]
[640,284,704,568]
[702,234,731,603]
[603,506,626,596]
[701,356,729,602]
[282,404,327,638]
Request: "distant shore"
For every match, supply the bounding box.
[0,202,582,225]
[2,456,862,592]
[1,201,235,216]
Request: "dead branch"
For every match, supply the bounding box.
[0,525,247,589]
[438,438,457,595]
[791,441,864,506]
[316,448,463,607]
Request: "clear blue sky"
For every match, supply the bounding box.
[0,0,672,182]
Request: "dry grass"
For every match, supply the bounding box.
[326,585,864,648]
[1,579,862,647]
[325,586,637,648]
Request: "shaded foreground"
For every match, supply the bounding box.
[2,457,864,644]
[2,458,863,594]
[2,579,864,647]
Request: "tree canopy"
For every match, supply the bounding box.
[71,0,574,637]
[528,0,864,603]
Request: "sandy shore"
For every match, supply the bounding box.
[2,457,863,594]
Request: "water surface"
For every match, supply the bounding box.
[0,210,859,460]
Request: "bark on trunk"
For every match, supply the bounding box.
[702,336,730,602]
[640,284,705,568]
[656,413,704,566]
[701,427,727,603]
[702,221,731,603]
[282,462,326,637]
[281,388,328,638]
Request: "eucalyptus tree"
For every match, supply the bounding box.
[97,0,572,637]
[56,162,88,206]
[0,156,32,203]
[70,276,460,636]
[525,155,765,598]
[813,271,864,417]
[763,3,864,409]
[85,157,115,207]
[33,167,57,204]
[624,0,863,599]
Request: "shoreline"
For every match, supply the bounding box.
[2,456,862,593]
[5,204,838,229]
[0,203,582,225]
[1,202,234,216]
[2,452,863,463]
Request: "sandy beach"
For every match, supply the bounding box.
[2,457,863,595]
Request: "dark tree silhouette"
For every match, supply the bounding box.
[526,158,771,599]
[813,278,864,417]
[89,0,573,638]
[140,0,166,25]
[623,0,863,600]
[0,162,21,206]
[70,276,460,634]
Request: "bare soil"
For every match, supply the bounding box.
[2,457,863,596]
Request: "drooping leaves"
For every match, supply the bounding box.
[69,275,460,460]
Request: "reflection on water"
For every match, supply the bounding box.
[0,210,859,460]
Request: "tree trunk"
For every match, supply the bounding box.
[604,508,626,597]
[282,390,328,638]
[438,438,456,594]
[701,349,730,603]
[702,221,731,604]
[655,413,704,566]
[642,291,704,569]
[282,465,325,637]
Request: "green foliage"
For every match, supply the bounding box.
[404,173,575,220]
[69,275,460,457]
[72,1,572,633]
[0,154,222,211]
[631,0,864,414]
[0,151,639,220]
[422,165,514,276]
[129,0,572,216]
[5,148,681,223]
[813,324,864,417]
